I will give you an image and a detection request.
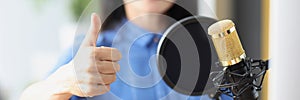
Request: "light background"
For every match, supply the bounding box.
[0,0,75,99]
[2,0,299,100]
[0,0,216,100]
[269,0,300,100]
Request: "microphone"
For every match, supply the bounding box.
[157,17,268,99]
[208,20,268,100]
[208,20,245,67]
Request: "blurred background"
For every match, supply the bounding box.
[0,0,272,100]
[0,0,90,99]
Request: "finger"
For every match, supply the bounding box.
[98,74,117,85]
[97,61,120,74]
[89,84,110,96]
[80,84,110,97]
[86,73,116,85]
[91,84,110,96]
[83,13,101,47]
[95,47,122,61]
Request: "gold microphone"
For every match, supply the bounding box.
[208,20,259,99]
[208,19,246,67]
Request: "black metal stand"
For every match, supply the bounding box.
[211,58,269,100]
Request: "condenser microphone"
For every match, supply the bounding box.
[157,17,268,99]
[208,20,264,100]
[208,20,246,67]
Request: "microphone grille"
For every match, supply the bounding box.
[208,19,235,36]
[208,20,246,66]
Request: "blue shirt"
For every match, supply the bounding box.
[53,19,232,100]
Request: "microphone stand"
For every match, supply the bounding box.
[211,58,269,100]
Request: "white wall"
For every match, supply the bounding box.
[269,0,300,99]
[198,0,217,19]
[0,0,74,99]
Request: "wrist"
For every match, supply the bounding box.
[42,79,73,99]
[45,63,75,99]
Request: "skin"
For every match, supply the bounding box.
[124,0,174,33]
[20,0,174,99]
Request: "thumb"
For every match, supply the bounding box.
[83,13,101,46]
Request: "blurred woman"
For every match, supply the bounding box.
[21,0,231,100]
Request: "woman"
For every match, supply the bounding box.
[21,0,231,99]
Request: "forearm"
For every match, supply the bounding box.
[20,80,72,100]
[21,64,74,100]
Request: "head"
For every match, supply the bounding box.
[100,0,198,31]
[123,0,175,14]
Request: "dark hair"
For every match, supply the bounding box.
[100,0,198,31]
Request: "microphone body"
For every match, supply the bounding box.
[208,20,259,100]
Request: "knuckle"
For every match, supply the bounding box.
[106,62,115,73]
[114,63,120,72]
[96,48,104,56]
[117,52,122,60]
[102,79,110,84]
[108,75,117,84]
[98,75,106,84]
[101,75,116,84]
[111,48,122,60]
[111,48,119,53]
[104,85,111,91]
[99,61,115,73]
[97,62,105,72]
[112,75,117,82]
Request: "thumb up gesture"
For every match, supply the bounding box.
[49,13,122,97]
